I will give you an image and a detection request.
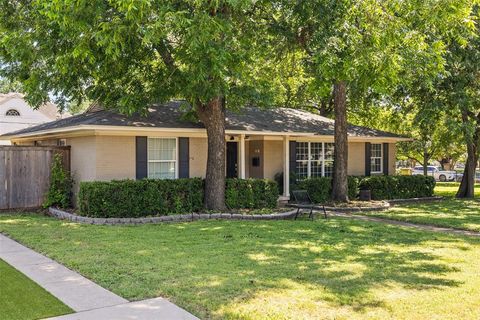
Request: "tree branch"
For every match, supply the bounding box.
[155,40,178,74]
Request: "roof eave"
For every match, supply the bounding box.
[4,124,413,143]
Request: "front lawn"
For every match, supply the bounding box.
[361,183,480,232]
[1,214,480,319]
[434,182,480,198]
[0,258,72,320]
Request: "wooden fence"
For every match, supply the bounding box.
[0,146,70,210]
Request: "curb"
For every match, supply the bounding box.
[48,207,298,225]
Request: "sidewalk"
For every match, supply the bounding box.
[0,233,198,319]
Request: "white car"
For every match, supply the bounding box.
[412,166,456,182]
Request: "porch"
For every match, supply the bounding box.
[224,134,395,200]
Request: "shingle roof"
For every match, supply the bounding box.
[2,101,404,138]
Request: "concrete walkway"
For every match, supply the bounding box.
[331,212,480,237]
[47,297,198,320]
[0,233,199,319]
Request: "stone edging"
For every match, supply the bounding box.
[48,207,298,225]
[287,196,444,213]
[287,202,390,213]
[320,202,390,213]
[387,196,443,204]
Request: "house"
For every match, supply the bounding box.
[0,92,69,145]
[1,101,409,198]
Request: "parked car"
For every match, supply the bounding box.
[412,166,456,182]
[453,171,480,183]
[456,172,464,182]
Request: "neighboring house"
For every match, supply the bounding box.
[1,101,409,198]
[0,92,69,145]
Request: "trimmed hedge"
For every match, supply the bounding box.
[78,178,204,218]
[358,175,435,200]
[294,176,360,203]
[78,178,279,217]
[293,175,435,202]
[225,178,278,209]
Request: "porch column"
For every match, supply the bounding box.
[239,134,246,179]
[283,135,290,198]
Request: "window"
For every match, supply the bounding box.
[147,138,177,179]
[296,142,309,179]
[5,109,20,116]
[296,142,335,180]
[370,143,383,173]
[324,143,335,177]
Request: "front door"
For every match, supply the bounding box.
[226,142,238,178]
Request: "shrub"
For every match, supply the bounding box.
[274,171,299,195]
[359,175,435,200]
[294,176,360,203]
[78,178,278,217]
[43,153,72,208]
[225,178,278,209]
[296,177,332,203]
[78,178,204,217]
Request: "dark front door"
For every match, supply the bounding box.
[226,142,238,178]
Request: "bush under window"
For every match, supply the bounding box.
[78,178,278,217]
[358,175,435,200]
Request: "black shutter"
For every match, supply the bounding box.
[178,137,190,178]
[289,141,297,182]
[365,142,371,176]
[136,136,147,179]
[383,143,389,175]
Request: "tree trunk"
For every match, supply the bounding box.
[196,97,227,210]
[456,146,477,198]
[318,95,334,118]
[332,81,349,202]
[423,150,428,176]
[456,111,479,198]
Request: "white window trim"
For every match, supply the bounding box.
[371,143,383,174]
[296,142,334,179]
[147,137,179,179]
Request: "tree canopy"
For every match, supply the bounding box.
[0,0,279,209]
[272,0,476,201]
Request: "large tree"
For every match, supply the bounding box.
[279,0,474,201]
[0,0,273,210]
[439,9,480,198]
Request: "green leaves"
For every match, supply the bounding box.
[0,0,273,112]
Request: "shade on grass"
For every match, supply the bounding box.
[0,258,72,320]
[1,213,480,319]
[361,183,480,232]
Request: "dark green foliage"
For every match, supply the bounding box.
[292,175,434,203]
[225,179,278,209]
[78,179,204,218]
[295,177,331,203]
[274,171,299,195]
[359,175,435,200]
[78,178,278,217]
[294,176,360,203]
[43,154,72,209]
[348,176,361,200]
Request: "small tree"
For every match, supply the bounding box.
[44,154,72,208]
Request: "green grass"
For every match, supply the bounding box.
[361,183,480,232]
[0,258,72,320]
[434,182,480,198]
[1,214,480,319]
